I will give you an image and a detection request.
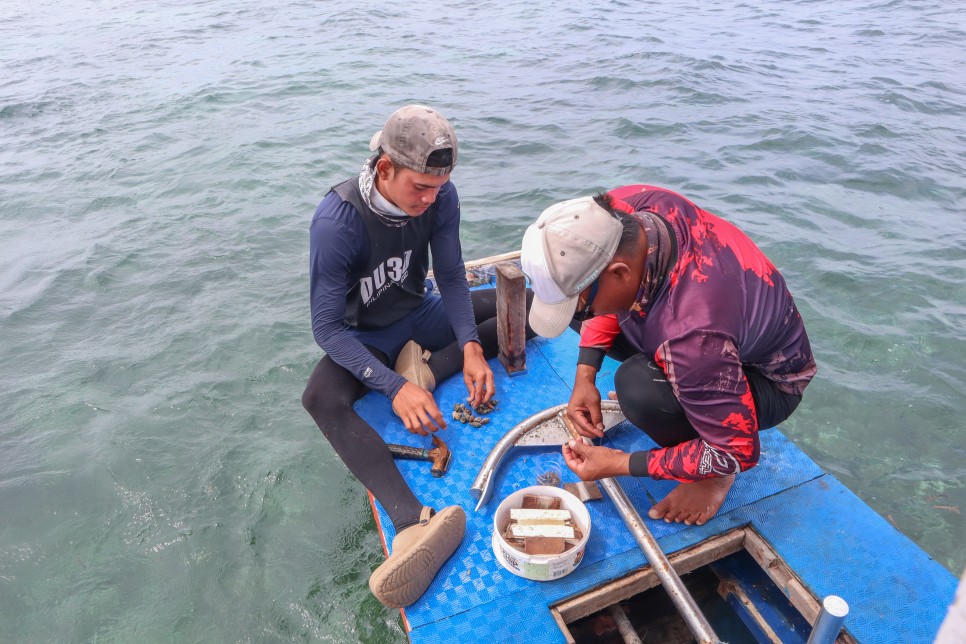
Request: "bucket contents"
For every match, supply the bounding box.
[501,496,583,556]
[522,493,560,510]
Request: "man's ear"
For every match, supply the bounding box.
[375,156,395,181]
[607,261,633,283]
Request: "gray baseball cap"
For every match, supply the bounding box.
[369,105,458,176]
[520,196,623,337]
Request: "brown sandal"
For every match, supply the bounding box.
[394,341,435,391]
[368,506,465,608]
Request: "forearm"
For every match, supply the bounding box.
[463,340,483,357]
[437,276,479,349]
[603,449,633,478]
[634,434,759,483]
[578,314,621,370]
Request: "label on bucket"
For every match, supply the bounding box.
[523,560,549,579]
[499,542,585,580]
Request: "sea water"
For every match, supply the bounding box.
[1,0,963,640]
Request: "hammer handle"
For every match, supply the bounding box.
[386,444,431,461]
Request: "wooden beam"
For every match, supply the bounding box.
[551,526,856,644]
[464,250,520,271]
[717,579,783,643]
[428,250,522,279]
[553,528,747,623]
[741,529,858,644]
[742,530,819,623]
[496,261,527,376]
[549,608,575,644]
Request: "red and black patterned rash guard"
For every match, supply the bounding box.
[579,185,817,483]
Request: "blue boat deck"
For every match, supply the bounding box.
[356,331,956,642]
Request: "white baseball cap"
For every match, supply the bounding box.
[520,196,623,337]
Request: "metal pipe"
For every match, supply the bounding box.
[598,477,720,644]
[470,403,568,509]
[607,604,643,644]
[806,595,849,644]
[470,401,624,510]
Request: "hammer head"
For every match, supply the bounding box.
[429,434,451,478]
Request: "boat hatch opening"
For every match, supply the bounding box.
[550,526,857,644]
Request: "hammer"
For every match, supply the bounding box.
[386,434,451,478]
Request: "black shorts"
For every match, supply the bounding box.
[613,351,802,448]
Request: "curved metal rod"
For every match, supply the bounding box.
[470,400,623,510]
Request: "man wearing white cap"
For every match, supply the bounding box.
[301,105,519,608]
[521,185,816,526]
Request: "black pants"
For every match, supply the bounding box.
[587,327,801,448]
[302,289,535,532]
[614,354,801,448]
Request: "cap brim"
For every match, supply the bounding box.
[528,295,578,338]
[369,130,382,152]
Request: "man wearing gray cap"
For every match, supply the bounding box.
[302,105,503,608]
[521,185,816,526]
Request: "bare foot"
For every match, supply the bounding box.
[647,475,735,526]
[607,391,618,401]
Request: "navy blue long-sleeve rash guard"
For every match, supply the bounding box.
[309,181,478,399]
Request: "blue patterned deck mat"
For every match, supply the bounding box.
[354,331,957,643]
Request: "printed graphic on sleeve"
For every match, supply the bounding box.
[698,441,742,475]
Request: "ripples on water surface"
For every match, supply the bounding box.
[1,0,964,640]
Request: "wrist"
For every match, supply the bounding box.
[608,450,632,477]
[389,379,410,401]
[463,340,483,356]
[575,364,598,387]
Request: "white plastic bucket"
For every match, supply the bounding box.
[491,485,591,581]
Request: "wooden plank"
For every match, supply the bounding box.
[741,529,858,644]
[742,530,819,623]
[496,261,527,375]
[511,524,575,539]
[510,509,572,523]
[549,608,576,644]
[428,250,522,279]
[463,250,520,271]
[717,579,783,643]
[553,528,747,623]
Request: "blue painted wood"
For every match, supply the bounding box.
[711,551,813,643]
[355,331,957,643]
